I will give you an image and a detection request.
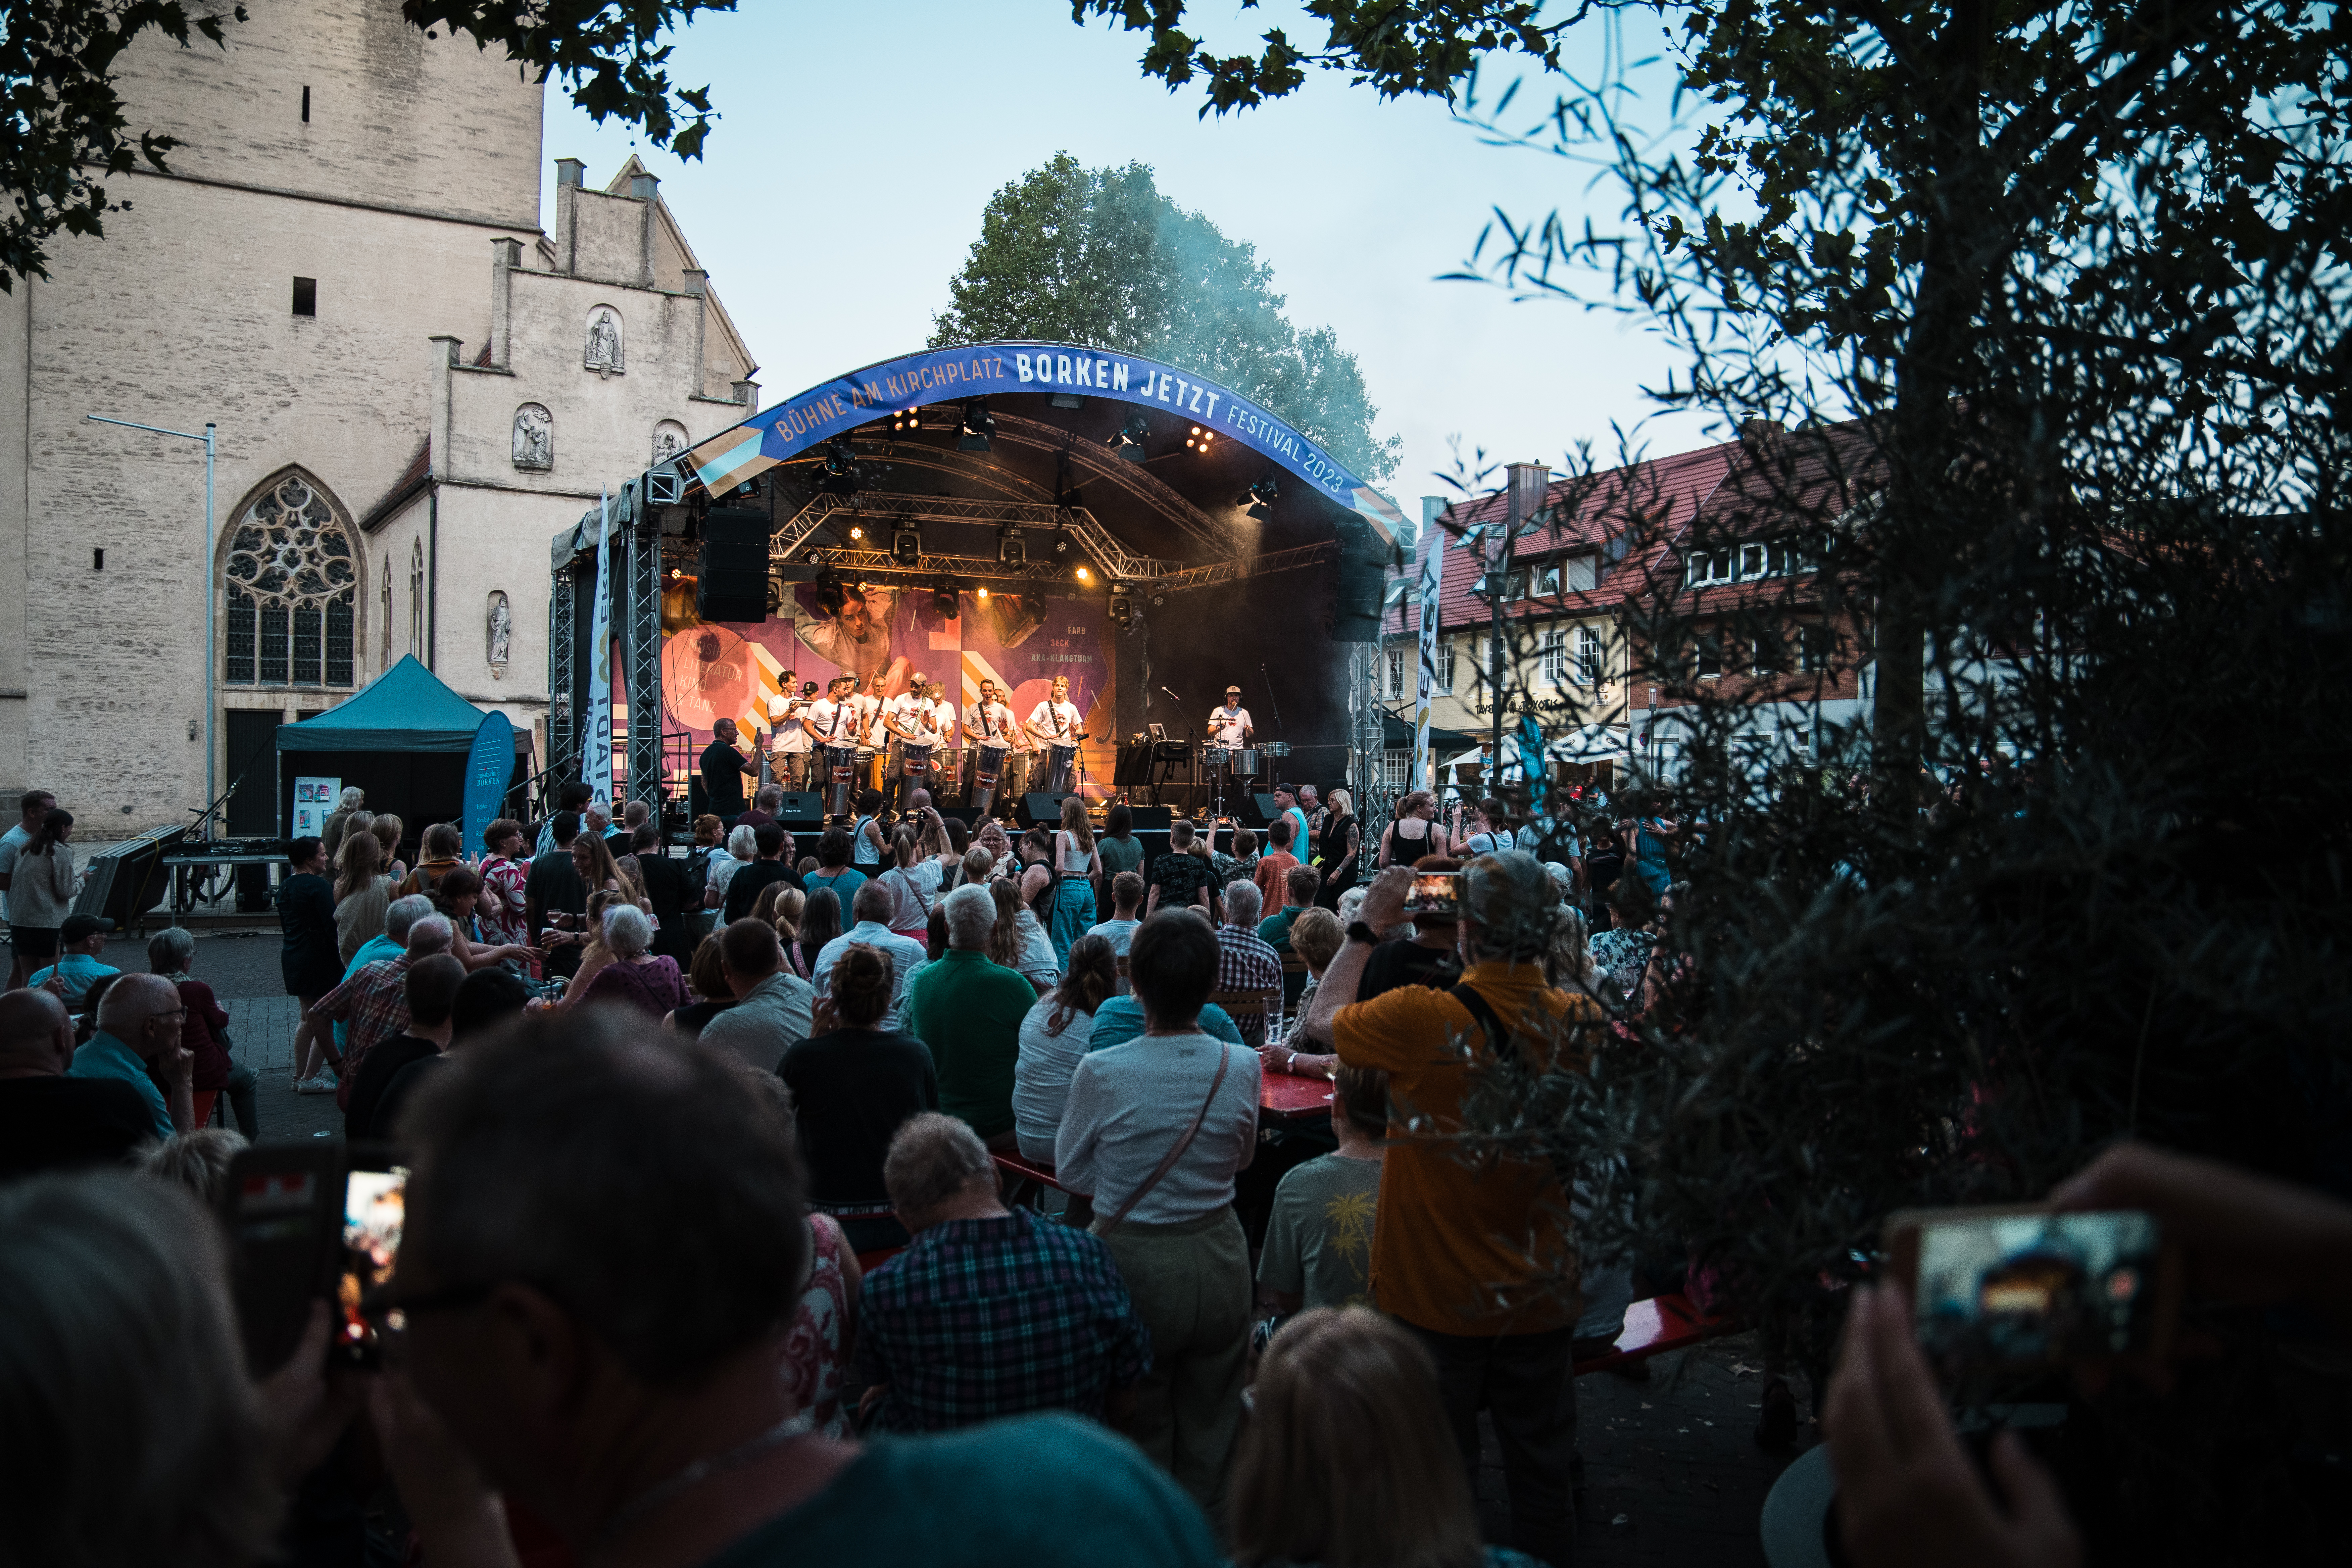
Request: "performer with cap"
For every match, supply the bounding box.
[883,672,945,812]
[1207,685,1254,748]
[799,673,863,819]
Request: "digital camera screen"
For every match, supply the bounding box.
[1913,1209,2160,1370]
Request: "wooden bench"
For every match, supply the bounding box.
[1570,1292,1734,1377]
[1207,987,1283,1042]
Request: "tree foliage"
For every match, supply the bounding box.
[0,0,732,290]
[1096,4,2352,1551]
[930,151,1402,483]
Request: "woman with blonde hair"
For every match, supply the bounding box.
[771,884,806,940]
[1047,796,1100,966]
[368,813,407,883]
[879,820,944,944]
[1231,1307,1525,1568]
[570,826,646,909]
[331,829,392,965]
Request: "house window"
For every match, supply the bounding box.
[1563,554,1597,591]
[1378,750,1413,792]
[223,472,357,688]
[1798,622,1836,672]
[1436,641,1456,692]
[1695,632,1723,679]
[1385,647,1407,699]
[1539,629,1568,684]
[1576,625,1603,684]
[292,277,316,316]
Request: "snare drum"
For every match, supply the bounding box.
[821,743,859,817]
[1234,746,1263,778]
[1043,742,1079,795]
[971,741,1010,812]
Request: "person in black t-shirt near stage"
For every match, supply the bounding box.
[779,942,938,1252]
[722,822,804,925]
[0,987,153,1179]
[700,717,757,823]
[526,812,590,980]
[628,823,699,964]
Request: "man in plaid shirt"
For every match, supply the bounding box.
[1214,879,1281,1048]
[859,1113,1149,1433]
[307,914,452,1112]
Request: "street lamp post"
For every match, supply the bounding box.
[86,414,216,810]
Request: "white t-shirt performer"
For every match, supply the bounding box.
[1207,689,1253,748]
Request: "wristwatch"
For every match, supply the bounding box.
[1346,921,1380,946]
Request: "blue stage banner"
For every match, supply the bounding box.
[461,709,514,858]
[686,341,1404,536]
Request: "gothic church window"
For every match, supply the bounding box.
[224,473,356,687]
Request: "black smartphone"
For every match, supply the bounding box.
[1886,1205,2180,1376]
[334,1146,410,1369]
[220,1142,343,1378]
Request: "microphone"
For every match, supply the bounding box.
[1162,686,1183,702]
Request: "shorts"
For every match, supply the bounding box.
[10,926,59,963]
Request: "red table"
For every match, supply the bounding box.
[1260,1072,1334,1122]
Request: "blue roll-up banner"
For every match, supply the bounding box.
[461,709,514,858]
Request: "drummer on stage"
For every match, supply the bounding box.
[766,669,814,790]
[1208,686,1254,748]
[853,670,890,795]
[1028,674,1086,795]
[799,674,863,818]
[965,677,1021,813]
[884,672,945,811]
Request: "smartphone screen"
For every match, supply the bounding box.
[336,1162,409,1365]
[1405,871,1460,916]
[1902,1208,2170,1372]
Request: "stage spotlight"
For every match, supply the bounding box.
[848,525,863,540]
[1240,471,1281,521]
[892,524,922,567]
[976,586,990,601]
[810,437,865,496]
[802,547,825,566]
[1108,584,1133,626]
[932,580,959,618]
[1050,532,1072,558]
[892,406,921,435]
[812,566,844,618]
[1019,591,1046,624]
[958,399,995,452]
[1075,565,1093,582]
[1150,589,1167,607]
[1108,411,1149,461]
[998,525,1025,566]
[1185,425,1216,451]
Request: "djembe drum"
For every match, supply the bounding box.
[971,741,1010,812]
[1043,741,1079,795]
[822,743,858,817]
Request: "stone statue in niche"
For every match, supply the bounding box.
[652,420,688,465]
[512,403,553,470]
[487,591,512,675]
[585,306,624,376]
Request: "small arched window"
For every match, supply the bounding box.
[224,473,357,687]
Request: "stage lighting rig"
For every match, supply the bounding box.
[1240,472,1280,521]
[891,523,923,567]
[1108,583,1133,626]
[892,406,922,436]
[809,437,867,497]
[958,399,995,452]
[1108,411,1150,462]
[998,524,1025,566]
[1185,424,1216,451]
[932,579,959,618]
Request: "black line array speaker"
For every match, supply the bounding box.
[1330,519,1390,643]
[697,505,772,623]
[70,824,186,931]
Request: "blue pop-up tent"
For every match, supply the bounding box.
[275,657,531,848]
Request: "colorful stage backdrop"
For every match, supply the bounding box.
[657,583,1116,797]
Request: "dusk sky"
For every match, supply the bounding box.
[540,1,1712,510]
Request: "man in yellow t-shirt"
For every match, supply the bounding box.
[1300,851,1600,1566]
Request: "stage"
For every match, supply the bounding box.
[547,341,1403,821]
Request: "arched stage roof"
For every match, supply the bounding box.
[684,340,1404,550]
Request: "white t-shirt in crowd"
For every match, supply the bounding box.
[1056,1031,1261,1225]
[1083,916,1141,994]
[1012,995,1098,1165]
[876,858,944,931]
[809,920,929,1030]
[0,823,28,921]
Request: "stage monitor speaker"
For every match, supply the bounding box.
[1233,793,1281,829]
[697,506,771,622]
[1016,792,1072,828]
[1124,804,1172,830]
[773,791,826,832]
[70,824,186,931]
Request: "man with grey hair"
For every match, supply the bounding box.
[813,880,927,1030]
[1212,878,1280,1048]
[0,987,155,1176]
[323,784,367,857]
[903,884,1038,1150]
[67,972,192,1140]
[856,1112,1149,1433]
[1300,852,1599,1568]
[302,891,437,1095]
[308,913,454,1112]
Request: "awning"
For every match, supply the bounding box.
[277,655,502,753]
[1381,710,1479,750]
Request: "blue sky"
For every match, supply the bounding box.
[540,2,1713,507]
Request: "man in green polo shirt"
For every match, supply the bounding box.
[66,972,193,1141]
[903,884,1038,1150]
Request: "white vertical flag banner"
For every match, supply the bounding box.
[583,491,616,805]
[1412,524,1445,792]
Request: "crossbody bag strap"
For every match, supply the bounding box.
[1091,1044,1232,1238]
[1448,981,1519,1064]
